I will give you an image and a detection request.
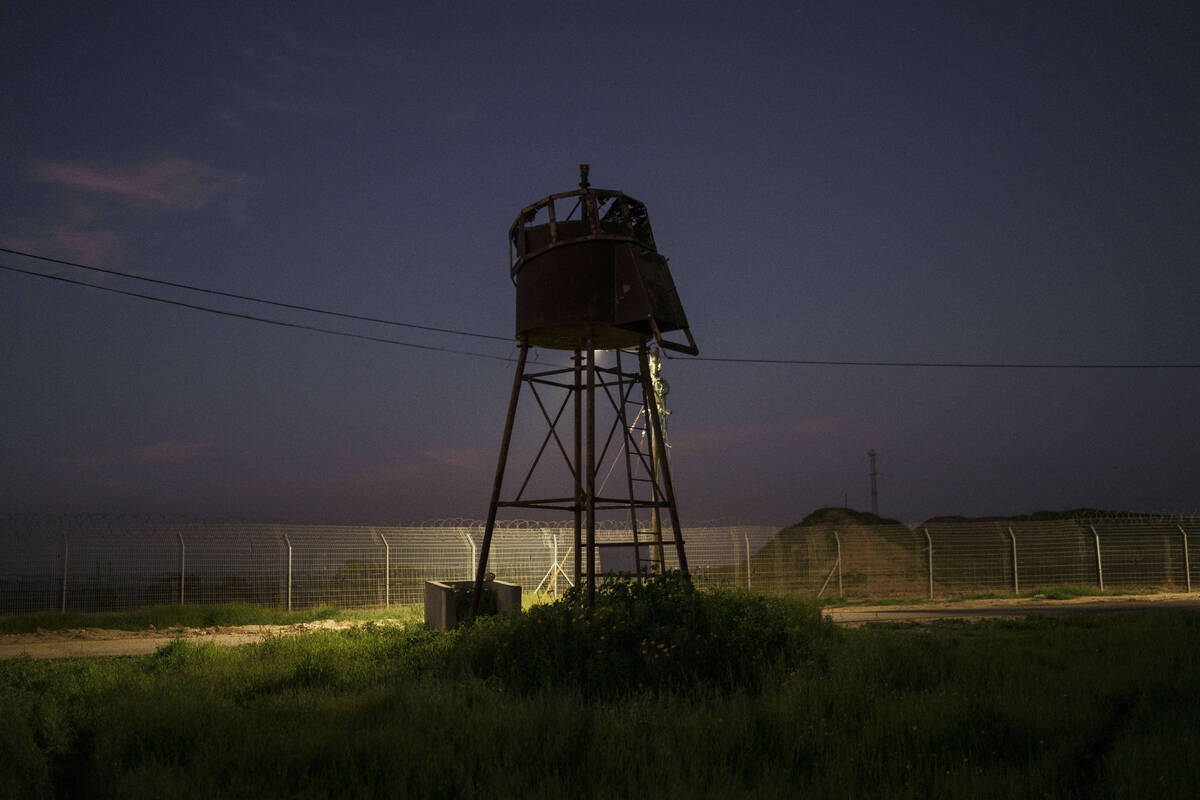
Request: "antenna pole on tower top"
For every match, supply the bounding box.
[578,163,590,190]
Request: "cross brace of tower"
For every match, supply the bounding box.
[470,340,689,616]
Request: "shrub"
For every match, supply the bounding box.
[453,572,834,697]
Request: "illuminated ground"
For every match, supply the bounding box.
[825,592,1200,626]
[0,618,390,660]
[4,593,1199,658]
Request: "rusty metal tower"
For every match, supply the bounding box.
[470,165,698,616]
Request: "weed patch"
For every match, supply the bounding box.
[453,572,834,696]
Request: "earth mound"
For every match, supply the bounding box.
[920,508,1123,525]
[794,507,903,528]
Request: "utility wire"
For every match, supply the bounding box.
[0,245,511,342]
[6,246,1196,370]
[0,262,516,362]
[671,354,1200,369]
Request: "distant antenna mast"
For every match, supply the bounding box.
[868,449,879,516]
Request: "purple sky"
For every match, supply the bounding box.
[2,3,1197,526]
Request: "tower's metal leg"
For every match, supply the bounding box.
[648,355,666,573]
[616,349,644,580]
[585,331,597,606]
[469,341,529,624]
[638,344,689,576]
[573,349,582,589]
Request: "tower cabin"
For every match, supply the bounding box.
[509,166,698,354]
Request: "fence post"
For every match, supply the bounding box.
[178,531,186,605]
[551,531,559,597]
[283,532,293,611]
[923,528,934,600]
[1090,525,1104,592]
[1007,527,1019,595]
[461,530,476,580]
[1180,525,1191,593]
[744,529,751,590]
[378,529,390,607]
[60,532,68,614]
[726,528,737,589]
[833,530,843,596]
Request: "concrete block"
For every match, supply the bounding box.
[423,578,523,631]
[424,581,455,630]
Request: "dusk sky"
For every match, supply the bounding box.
[2,2,1197,526]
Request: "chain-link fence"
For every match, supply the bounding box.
[744,517,1197,600]
[0,515,1195,614]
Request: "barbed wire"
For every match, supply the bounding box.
[4,512,1198,533]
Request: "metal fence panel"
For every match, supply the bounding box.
[1006,521,1097,590]
[1090,519,1187,591]
[925,521,1014,596]
[1,515,1196,614]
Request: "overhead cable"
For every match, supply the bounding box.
[673,354,1200,369]
[0,245,511,342]
[6,246,1196,370]
[0,262,516,362]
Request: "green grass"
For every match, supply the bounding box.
[1026,585,1134,601]
[2,576,1198,798]
[0,602,423,634]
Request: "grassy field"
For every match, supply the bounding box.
[2,576,1198,798]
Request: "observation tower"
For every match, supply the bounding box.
[470,165,698,617]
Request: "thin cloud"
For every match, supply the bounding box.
[235,85,344,116]
[218,108,253,134]
[62,454,123,469]
[46,226,119,263]
[221,21,402,130]
[683,417,857,449]
[34,156,246,210]
[64,442,212,469]
[443,102,478,127]
[250,21,405,74]
[4,224,120,265]
[423,447,491,470]
[132,442,213,464]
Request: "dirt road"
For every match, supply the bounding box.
[0,619,370,660]
[824,592,1200,626]
[3,594,1198,659]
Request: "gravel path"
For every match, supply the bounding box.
[0,619,373,660]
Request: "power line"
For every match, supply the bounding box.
[0,245,511,342]
[6,246,1197,370]
[0,262,516,362]
[672,354,1200,370]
